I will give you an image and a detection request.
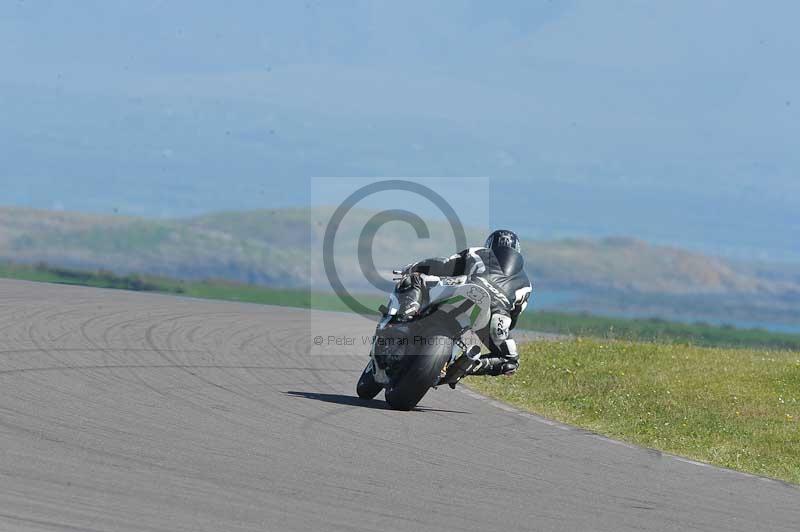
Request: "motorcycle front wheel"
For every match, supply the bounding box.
[384,334,453,411]
[356,359,383,399]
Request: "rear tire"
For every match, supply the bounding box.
[384,334,452,411]
[356,360,383,399]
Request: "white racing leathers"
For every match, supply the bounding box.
[404,246,532,375]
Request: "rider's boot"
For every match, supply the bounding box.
[469,354,519,376]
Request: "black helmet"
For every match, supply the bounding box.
[484,229,521,253]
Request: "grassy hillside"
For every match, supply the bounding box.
[1,206,799,328]
[527,237,764,294]
[0,208,306,286]
[0,206,773,293]
[468,339,800,484]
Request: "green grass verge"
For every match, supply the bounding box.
[467,338,800,484]
[516,311,800,351]
[0,261,384,313]
[2,261,800,349]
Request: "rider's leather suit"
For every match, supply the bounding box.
[397,246,532,375]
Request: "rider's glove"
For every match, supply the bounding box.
[392,261,420,280]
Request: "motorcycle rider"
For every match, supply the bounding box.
[394,229,532,378]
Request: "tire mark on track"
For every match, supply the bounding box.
[0,364,360,376]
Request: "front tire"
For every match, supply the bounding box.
[356,359,383,399]
[384,334,452,411]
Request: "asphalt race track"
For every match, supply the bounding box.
[0,279,797,531]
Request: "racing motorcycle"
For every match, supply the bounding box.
[356,273,492,410]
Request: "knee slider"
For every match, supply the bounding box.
[490,314,511,344]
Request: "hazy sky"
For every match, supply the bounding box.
[1,1,798,259]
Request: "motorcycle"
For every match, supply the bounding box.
[356,273,493,410]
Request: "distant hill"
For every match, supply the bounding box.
[526,237,768,295]
[1,206,798,327]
